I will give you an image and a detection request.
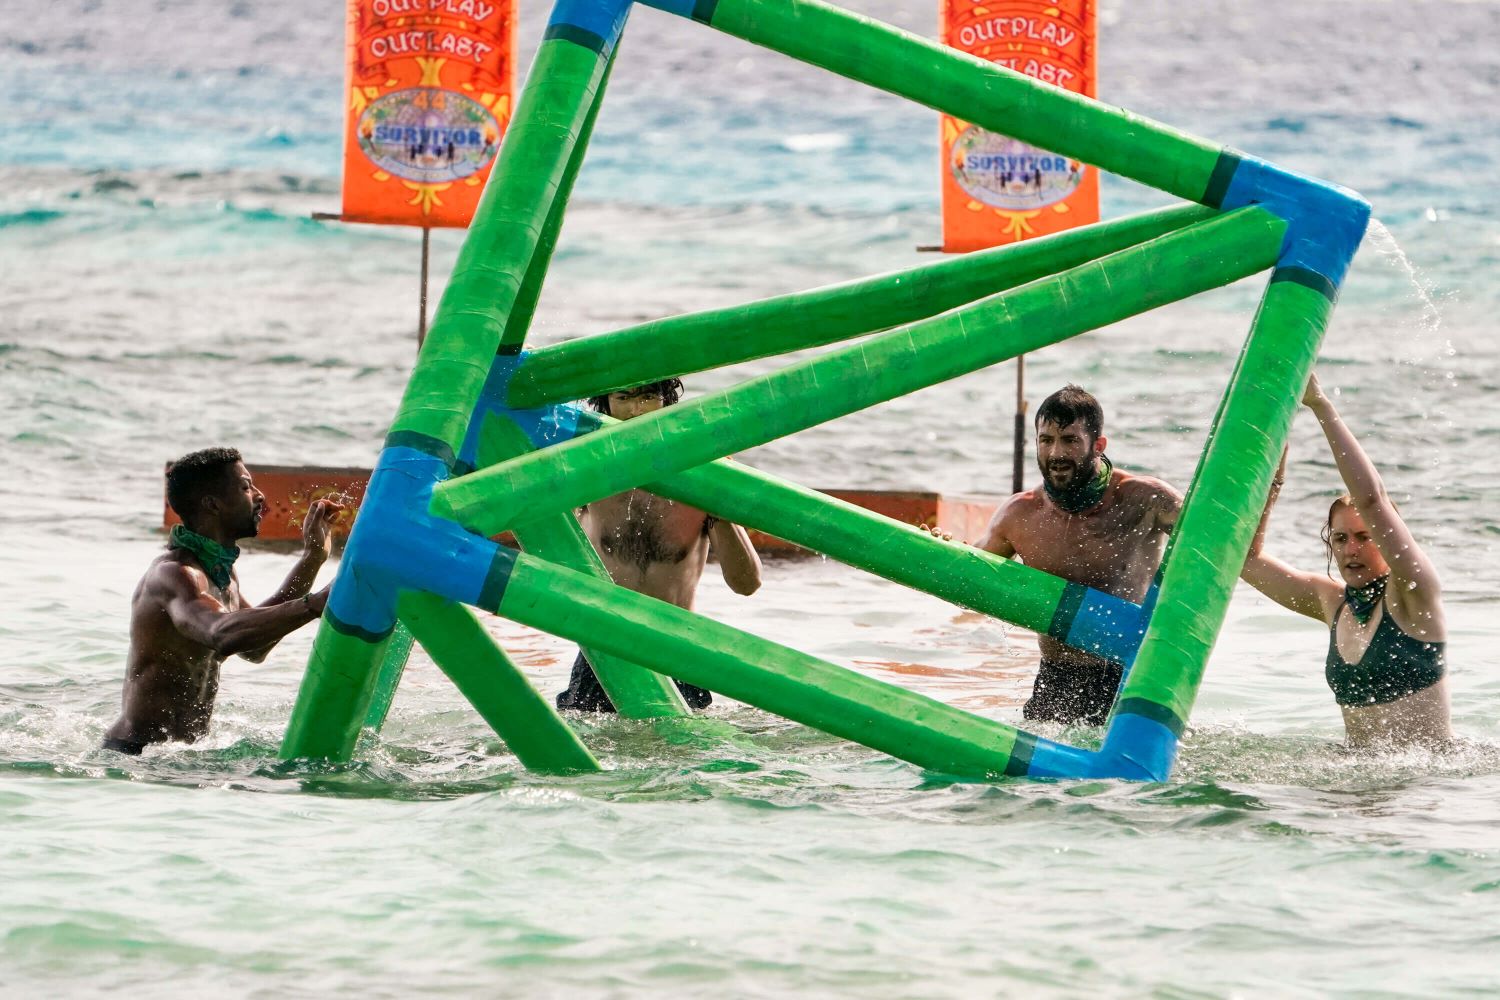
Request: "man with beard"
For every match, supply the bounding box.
[976,385,1182,724]
[103,448,343,754]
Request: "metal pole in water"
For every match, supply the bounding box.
[1013,355,1027,494]
[418,227,430,348]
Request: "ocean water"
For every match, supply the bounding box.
[5,0,1500,995]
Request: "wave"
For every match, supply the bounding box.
[0,165,338,215]
[0,208,66,229]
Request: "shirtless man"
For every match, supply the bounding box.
[977,385,1182,725]
[556,379,763,712]
[103,448,343,753]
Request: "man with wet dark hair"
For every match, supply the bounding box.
[586,376,683,416]
[975,385,1182,725]
[103,448,344,754]
[556,380,763,712]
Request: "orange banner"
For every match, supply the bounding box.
[939,0,1098,252]
[340,0,515,228]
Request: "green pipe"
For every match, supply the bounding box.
[363,621,415,732]
[646,456,1068,636]
[282,621,394,761]
[500,45,620,354]
[478,415,691,718]
[1156,286,1254,577]
[1120,276,1333,725]
[434,208,1286,535]
[698,0,1224,204]
[398,590,601,774]
[490,550,1026,778]
[508,203,1217,408]
[283,36,615,761]
[388,38,618,457]
[467,411,1082,653]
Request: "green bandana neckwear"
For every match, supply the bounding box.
[169,524,239,589]
[1043,454,1113,513]
[1345,574,1388,625]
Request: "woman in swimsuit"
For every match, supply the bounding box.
[1242,373,1450,748]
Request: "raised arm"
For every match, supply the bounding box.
[241,498,342,661]
[709,519,762,596]
[258,499,342,608]
[1239,448,1340,622]
[1304,373,1443,619]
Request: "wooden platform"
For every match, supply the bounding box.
[163,465,1001,555]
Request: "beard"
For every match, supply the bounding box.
[1039,453,1099,495]
[236,507,263,540]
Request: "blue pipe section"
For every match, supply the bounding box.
[457,353,589,473]
[329,445,515,635]
[1212,153,1371,294]
[1020,710,1177,781]
[546,0,634,54]
[1062,587,1149,666]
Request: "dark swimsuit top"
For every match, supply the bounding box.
[1325,600,1446,707]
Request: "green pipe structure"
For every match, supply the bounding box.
[1117,276,1333,726]
[281,24,624,762]
[281,0,1373,784]
[363,621,415,731]
[398,590,602,773]
[478,415,691,717]
[389,35,624,457]
[500,45,620,355]
[283,620,395,760]
[507,203,1217,407]
[434,207,1286,536]
[486,548,1032,778]
[655,0,1224,204]
[466,421,1132,662]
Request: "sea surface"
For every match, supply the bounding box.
[4,0,1500,995]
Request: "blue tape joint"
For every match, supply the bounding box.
[546,0,634,53]
[1216,152,1372,295]
[456,353,590,472]
[327,446,515,636]
[1064,587,1150,667]
[1019,713,1177,782]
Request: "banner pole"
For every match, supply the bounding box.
[418,227,430,348]
[1013,355,1027,493]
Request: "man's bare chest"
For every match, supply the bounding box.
[1012,508,1161,588]
[590,491,705,569]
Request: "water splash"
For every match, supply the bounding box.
[1357,219,1459,489]
[1364,217,1448,342]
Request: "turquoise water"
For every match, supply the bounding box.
[5,0,1500,994]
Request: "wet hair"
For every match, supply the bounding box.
[588,378,685,415]
[1320,495,1354,576]
[1035,384,1103,439]
[166,447,243,521]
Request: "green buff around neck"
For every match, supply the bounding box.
[1044,454,1113,513]
[169,523,239,588]
[1345,574,1388,624]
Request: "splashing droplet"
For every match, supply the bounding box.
[1364,218,1444,338]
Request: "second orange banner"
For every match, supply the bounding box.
[939,0,1098,253]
